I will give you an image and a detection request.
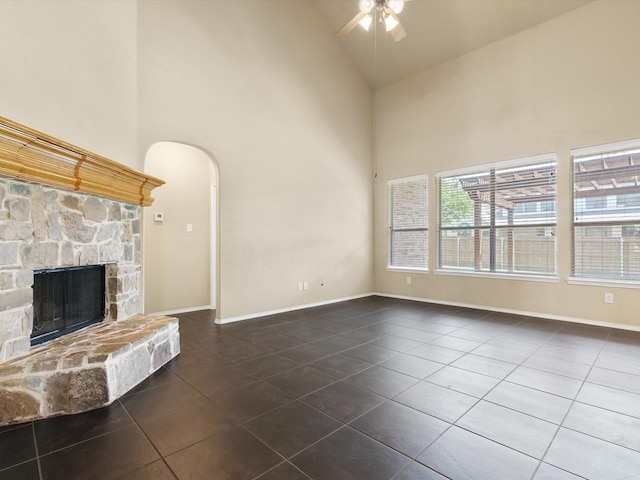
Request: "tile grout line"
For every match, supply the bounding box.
[528,327,613,480]
[30,421,43,480]
[116,397,181,479]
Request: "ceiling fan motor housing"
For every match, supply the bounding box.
[338,0,408,41]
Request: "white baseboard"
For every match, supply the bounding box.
[374,292,640,333]
[147,293,640,333]
[215,293,374,325]
[147,305,214,316]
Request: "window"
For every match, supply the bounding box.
[388,175,428,270]
[437,154,557,276]
[572,139,640,281]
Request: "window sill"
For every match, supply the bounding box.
[386,266,429,274]
[435,269,559,283]
[567,277,640,289]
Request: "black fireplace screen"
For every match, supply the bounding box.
[31,265,106,345]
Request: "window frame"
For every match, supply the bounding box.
[387,174,429,272]
[571,139,640,284]
[436,153,558,278]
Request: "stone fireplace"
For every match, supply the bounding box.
[0,178,143,361]
[0,117,179,425]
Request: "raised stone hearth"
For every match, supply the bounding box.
[0,116,175,426]
[0,313,179,425]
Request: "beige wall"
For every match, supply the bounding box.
[9,0,626,329]
[137,1,374,320]
[0,0,139,169]
[374,0,640,327]
[143,142,216,314]
[0,0,374,322]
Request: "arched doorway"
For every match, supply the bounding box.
[142,142,219,315]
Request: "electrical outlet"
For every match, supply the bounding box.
[406,276,412,284]
[604,293,614,304]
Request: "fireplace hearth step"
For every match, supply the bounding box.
[0,314,180,426]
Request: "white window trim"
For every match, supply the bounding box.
[388,174,428,185]
[435,153,556,179]
[436,269,559,283]
[437,153,558,277]
[571,139,640,283]
[567,277,640,289]
[387,174,428,271]
[387,266,429,273]
[571,138,640,159]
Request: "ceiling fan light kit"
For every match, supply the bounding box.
[337,0,410,41]
[359,0,376,13]
[387,0,405,14]
[358,13,373,31]
[383,11,399,32]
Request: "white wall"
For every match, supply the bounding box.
[143,142,216,314]
[0,1,139,169]
[374,1,640,327]
[138,1,374,320]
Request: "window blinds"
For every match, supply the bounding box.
[572,141,640,280]
[388,175,428,270]
[438,154,557,276]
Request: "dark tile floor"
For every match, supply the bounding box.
[2,296,640,479]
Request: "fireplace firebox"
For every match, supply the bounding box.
[31,265,106,345]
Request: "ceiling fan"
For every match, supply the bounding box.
[336,0,412,42]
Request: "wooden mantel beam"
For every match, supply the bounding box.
[0,116,164,206]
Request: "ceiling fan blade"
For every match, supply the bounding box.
[389,11,407,42]
[336,11,367,37]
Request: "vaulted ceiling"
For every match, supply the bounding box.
[312,0,592,88]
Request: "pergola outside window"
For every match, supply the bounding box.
[572,140,640,281]
[437,154,557,276]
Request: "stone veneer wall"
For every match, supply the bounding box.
[0,177,142,362]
